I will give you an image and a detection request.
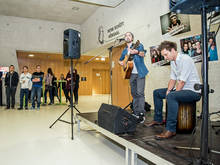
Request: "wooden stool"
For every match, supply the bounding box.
[166,102,196,133]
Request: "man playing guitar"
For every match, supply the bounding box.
[118,32,149,123]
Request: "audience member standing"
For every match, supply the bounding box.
[18,66,32,110]
[73,69,80,105]
[44,68,54,105]
[0,72,3,106]
[31,65,44,110]
[5,65,19,109]
[51,75,59,104]
[66,70,71,103]
[58,74,68,103]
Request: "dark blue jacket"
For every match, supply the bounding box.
[119,43,149,78]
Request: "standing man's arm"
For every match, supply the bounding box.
[5,73,8,87]
[15,72,19,87]
[118,49,127,65]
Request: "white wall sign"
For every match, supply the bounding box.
[107,21,124,39]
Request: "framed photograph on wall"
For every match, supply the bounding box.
[160,12,191,38]
[149,45,170,66]
[180,32,218,63]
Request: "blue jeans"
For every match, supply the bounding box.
[6,86,17,108]
[44,86,53,104]
[31,86,42,108]
[20,88,29,108]
[153,88,201,132]
[130,74,146,115]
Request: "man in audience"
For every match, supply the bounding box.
[18,66,32,110]
[31,65,44,110]
[5,65,19,109]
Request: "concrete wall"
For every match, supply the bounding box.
[81,0,220,115]
[0,15,80,105]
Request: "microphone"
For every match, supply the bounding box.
[194,83,203,91]
[116,38,125,41]
[194,83,215,93]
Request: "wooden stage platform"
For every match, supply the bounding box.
[77,112,220,165]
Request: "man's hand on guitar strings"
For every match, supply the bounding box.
[138,51,145,57]
[129,49,139,55]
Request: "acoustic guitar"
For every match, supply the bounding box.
[121,40,140,79]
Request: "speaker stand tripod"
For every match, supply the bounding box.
[49,59,80,140]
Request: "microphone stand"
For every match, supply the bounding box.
[84,49,107,64]
[84,39,125,65]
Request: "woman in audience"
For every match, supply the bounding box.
[73,69,80,105]
[44,68,54,105]
[58,74,68,103]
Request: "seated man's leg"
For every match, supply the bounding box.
[166,90,201,133]
[153,88,167,123]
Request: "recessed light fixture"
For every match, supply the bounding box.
[28,54,35,57]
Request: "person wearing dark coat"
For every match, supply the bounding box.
[66,69,80,104]
[5,65,19,109]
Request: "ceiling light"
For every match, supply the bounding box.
[101,57,105,61]
[28,54,35,57]
[95,58,99,60]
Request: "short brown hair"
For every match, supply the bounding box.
[158,41,177,52]
[125,32,134,40]
[23,66,28,69]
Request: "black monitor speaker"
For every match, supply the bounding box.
[63,29,81,59]
[98,103,137,134]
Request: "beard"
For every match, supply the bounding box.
[125,38,132,43]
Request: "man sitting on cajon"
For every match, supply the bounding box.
[148,41,201,140]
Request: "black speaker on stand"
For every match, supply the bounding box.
[63,29,81,59]
[49,29,81,140]
[170,0,220,164]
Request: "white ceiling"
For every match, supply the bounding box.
[0,0,125,24]
[0,0,99,24]
[72,0,125,7]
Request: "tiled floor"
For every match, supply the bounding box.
[0,95,147,165]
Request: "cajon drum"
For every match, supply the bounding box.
[166,102,196,133]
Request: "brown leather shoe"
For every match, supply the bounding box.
[155,130,176,140]
[146,121,163,127]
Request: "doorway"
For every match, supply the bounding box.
[92,69,110,95]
